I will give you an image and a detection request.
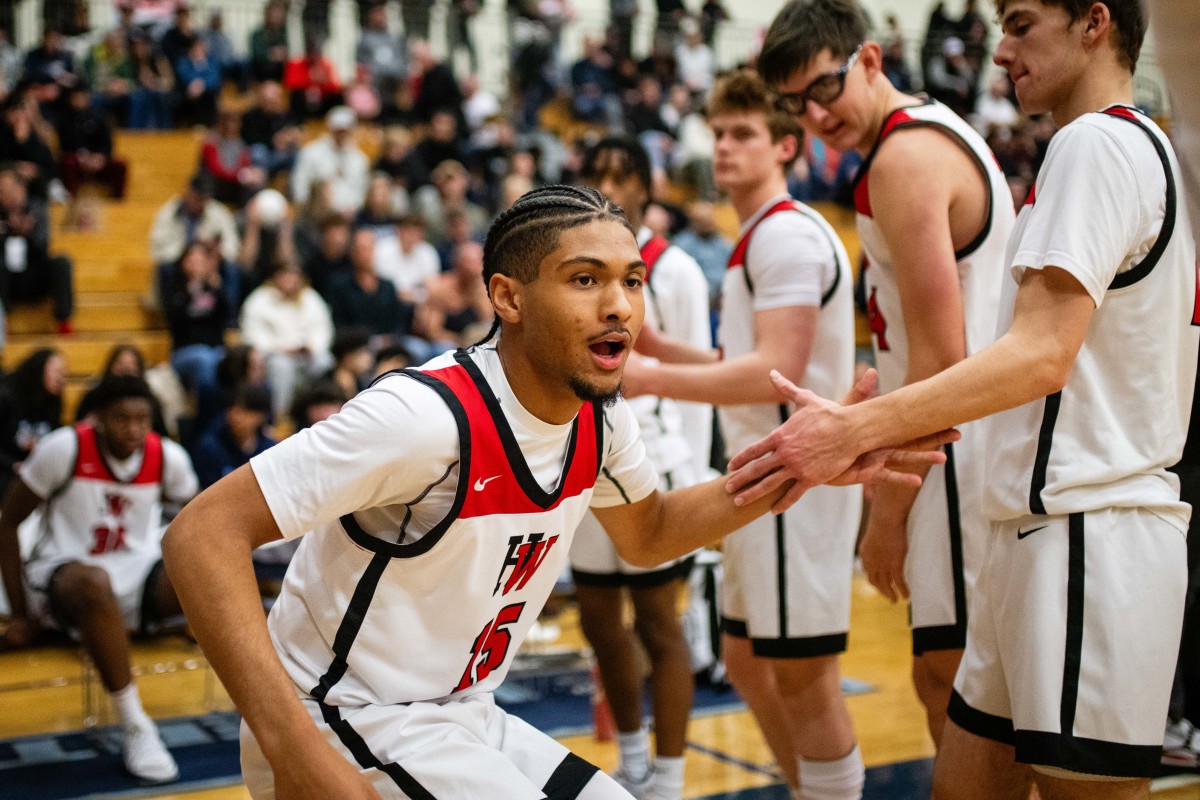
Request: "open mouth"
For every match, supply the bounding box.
[588,334,629,368]
[590,340,626,357]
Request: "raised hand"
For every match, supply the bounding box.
[725,370,955,514]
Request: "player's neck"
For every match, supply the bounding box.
[729,176,789,225]
[1050,63,1133,127]
[863,87,925,155]
[495,337,583,425]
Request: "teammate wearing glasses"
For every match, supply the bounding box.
[624,71,864,800]
[734,1,1198,796]
[758,0,1015,748]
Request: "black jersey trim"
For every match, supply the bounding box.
[337,369,471,559]
[455,350,580,509]
[1104,107,1177,291]
[600,466,632,504]
[310,552,392,702]
[593,403,605,479]
[720,616,749,638]
[754,632,848,658]
[911,446,968,656]
[851,99,935,196]
[820,245,843,308]
[1061,512,1085,738]
[316,700,439,799]
[947,689,1016,746]
[852,100,995,262]
[739,204,846,307]
[543,751,601,799]
[912,623,966,654]
[1029,391,1062,515]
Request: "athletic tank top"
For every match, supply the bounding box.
[854,99,1014,393]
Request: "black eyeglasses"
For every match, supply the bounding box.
[775,45,863,116]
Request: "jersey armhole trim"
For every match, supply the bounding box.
[337,369,472,559]
[1102,107,1177,291]
[872,119,995,262]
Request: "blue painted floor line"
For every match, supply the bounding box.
[685,740,781,779]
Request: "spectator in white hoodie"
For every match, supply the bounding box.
[239,262,334,417]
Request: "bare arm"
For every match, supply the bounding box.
[162,465,381,799]
[593,476,786,568]
[728,266,1093,510]
[859,129,975,598]
[625,305,816,405]
[633,314,719,364]
[597,370,954,565]
[0,479,45,644]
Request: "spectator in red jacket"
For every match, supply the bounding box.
[284,37,343,120]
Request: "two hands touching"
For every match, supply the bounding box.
[722,367,956,520]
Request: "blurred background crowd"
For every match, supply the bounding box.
[0,0,1168,505]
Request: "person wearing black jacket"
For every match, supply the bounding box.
[57,84,128,199]
[240,80,301,178]
[0,348,65,498]
[0,93,57,202]
[0,167,75,333]
[163,240,230,401]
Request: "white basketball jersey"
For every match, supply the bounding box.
[717,195,855,452]
[634,227,712,477]
[266,352,607,708]
[855,99,1013,394]
[982,106,1199,525]
[29,424,168,567]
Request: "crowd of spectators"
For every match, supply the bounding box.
[0,0,1117,587]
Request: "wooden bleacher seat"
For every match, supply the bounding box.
[2,130,201,421]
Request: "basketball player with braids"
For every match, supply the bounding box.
[163,186,948,799]
[570,138,712,800]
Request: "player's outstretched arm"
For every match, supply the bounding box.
[595,371,950,567]
[593,474,786,568]
[162,466,382,800]
[726,266,1095,512]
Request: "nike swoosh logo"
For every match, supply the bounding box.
[1017,525,1047,540]
[474,475,501,491]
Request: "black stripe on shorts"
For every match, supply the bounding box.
[317,700,438,799]
[571,557,693,589]
[720,617,847,658]
[947,689,1016,746]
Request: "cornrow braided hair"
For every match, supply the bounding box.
[472,184,635,346]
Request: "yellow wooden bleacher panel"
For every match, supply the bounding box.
[3,332,172,376]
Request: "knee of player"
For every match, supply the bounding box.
[633,611,688,658]
[52,564,117,617]
[772,656,841,699]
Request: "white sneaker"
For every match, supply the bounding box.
[611,767,653,799]
[1163,718,1200,768]
[644,783,683,800]
[122,718,180,783]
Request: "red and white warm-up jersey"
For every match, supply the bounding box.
[23,423,195,566]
